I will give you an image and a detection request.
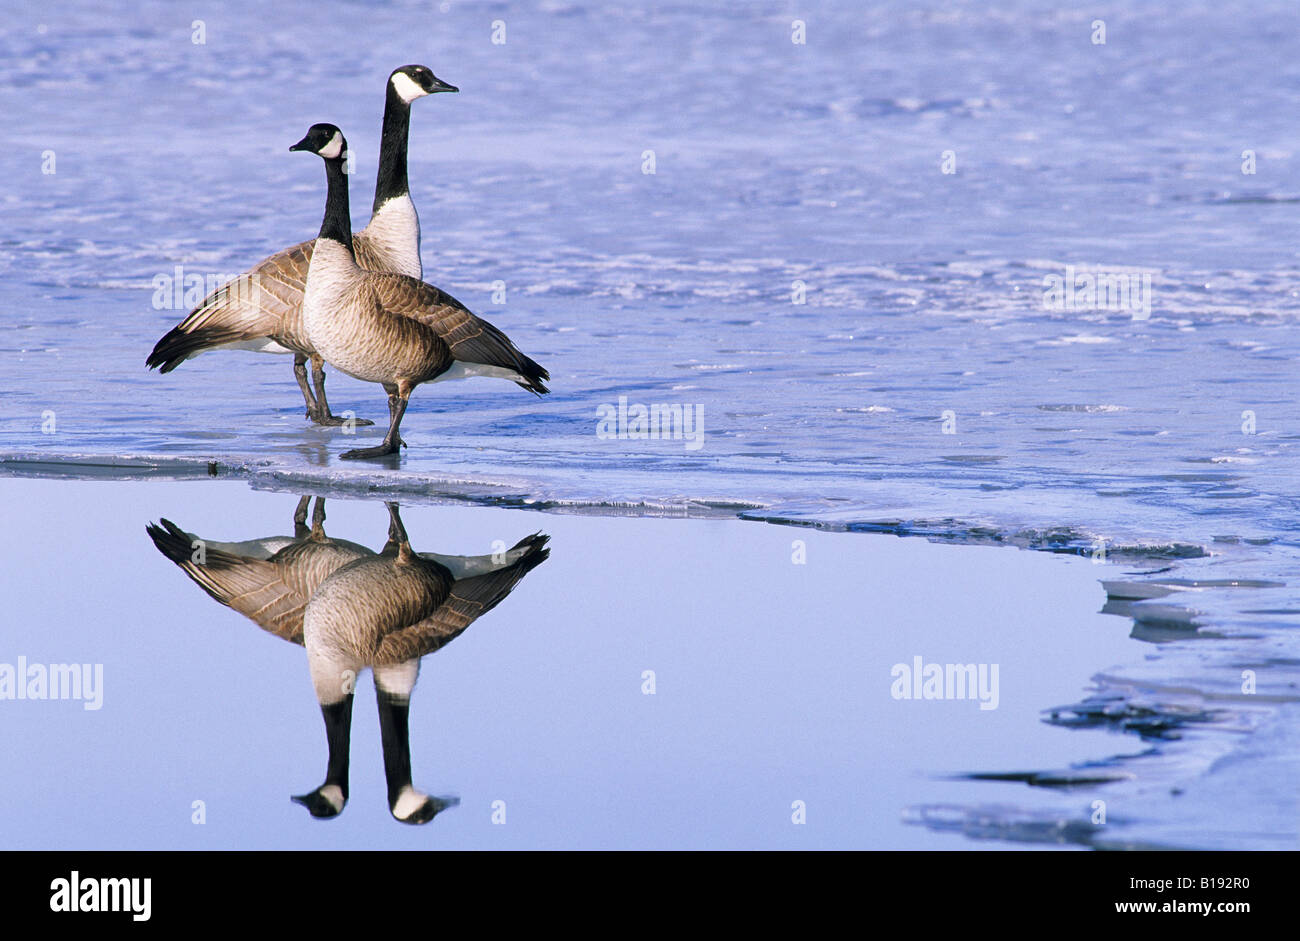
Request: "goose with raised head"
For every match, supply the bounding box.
[146,65,457,427]
[297,503,549,823]
[290,123,550,460]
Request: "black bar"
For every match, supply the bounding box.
[5,850,1283,925]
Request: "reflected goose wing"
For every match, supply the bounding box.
[417,532,552,578]
[375,535,550,662]
[147,519,371,645]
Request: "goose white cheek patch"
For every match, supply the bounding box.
[318,131,344,159]
[391,72,428,103]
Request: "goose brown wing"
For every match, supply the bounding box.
[146,240,316,371]
[147,520,369,645]
[146,230,413,373]
[370,273,551,394]
[351,229,398,272]
[374,536,550,663]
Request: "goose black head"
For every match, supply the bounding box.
[289,123,347,160]
[389,64,458,104]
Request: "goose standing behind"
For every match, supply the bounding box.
[291,123,550,460]
[146,66,457,426]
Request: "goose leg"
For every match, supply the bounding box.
[309,355,374,427]
[339,386,409,460]
[381,501,409,555]
[375,662,454,825]
[292,495,312,539]
[386,391,409,449]
[293,354,319,420]
[292,693,354,819]
[308,496,328,540]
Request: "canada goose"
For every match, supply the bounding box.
[297,502,549,823]
[145,65,457,427]
[291,124,550,460]
[147,497,549,824]
[146,496,374,643]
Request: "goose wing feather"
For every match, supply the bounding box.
[368,273,551,394]
[146,231,391,371]
[147,519,372,645]
[146,241,314,370]
[375,535,550,662]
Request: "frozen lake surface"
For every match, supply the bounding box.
[0,1,1298,846]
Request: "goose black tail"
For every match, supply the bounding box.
[146,325,243,373]
[514,355,551,396]
[146,519,243,571]
[455,533,551,616]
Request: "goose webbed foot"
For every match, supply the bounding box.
[291,784,347,819]
[309,409,375,428]
[338,387,410,460]
[307,356,372,427]
[339,434,407,461]
[339,439,405,461]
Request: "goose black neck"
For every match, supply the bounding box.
[319,155,355,256]
[372,85,412,215]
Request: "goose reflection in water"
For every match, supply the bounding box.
[146,496,549,824]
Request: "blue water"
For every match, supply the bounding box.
[2,477,1158,850]
[1,0,1299,847]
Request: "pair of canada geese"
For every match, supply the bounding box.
[148,497,549,823]
[146,65,549,459]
